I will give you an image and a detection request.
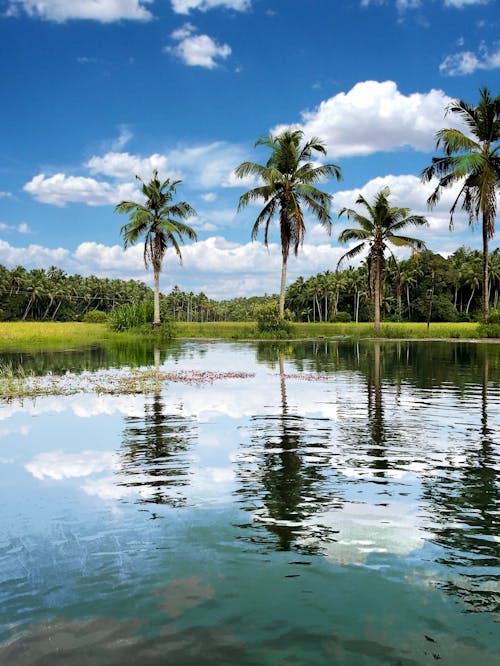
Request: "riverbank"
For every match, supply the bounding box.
[0,320,491,352]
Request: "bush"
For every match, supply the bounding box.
[254,301,293,338]
[108,301,177,337]
[330,311,351,323]
[83,310,107,323]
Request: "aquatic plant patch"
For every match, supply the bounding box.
[0,366,255,401]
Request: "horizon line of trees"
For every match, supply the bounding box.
[1,244,499,323]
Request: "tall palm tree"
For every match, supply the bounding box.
[337,187,428,331]
[421,87,500,322]
[234,129,342,317]
[115,171,197,327]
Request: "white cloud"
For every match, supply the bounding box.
[171,0,250,13]
[444,0,491,7]
[0,191,12,199]
[200,192,217,202]
[0,239,69,266]
[6,0,154,22]
[0,222,31,234]
[23,173,140,207]
[440,43,500,76]
[167,27,232,69]
[111,126,133,151]
[24,141,251,208]
[86,151,175,181]
[274,81,457,158]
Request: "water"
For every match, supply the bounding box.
[0,340,498,665]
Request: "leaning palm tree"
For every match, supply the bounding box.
[235,129,342,317]
[337,187,428,331]
[115,171,197,327]
[421,87,500,322]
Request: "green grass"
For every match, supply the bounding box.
[0,320,491,354]
[176,321,484,340]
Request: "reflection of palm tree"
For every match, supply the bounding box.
[366,343,389,477]
[119,389,195,508]
[421,347,499,611]
[236,349,335,553]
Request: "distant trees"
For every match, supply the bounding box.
[115,171,197,327]
[337,188,428,331]
[235,129,341,317]
[422,87,500,322]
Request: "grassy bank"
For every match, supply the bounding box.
[0,322,125,351]
[0,320,489,353]
[176,321,483,340]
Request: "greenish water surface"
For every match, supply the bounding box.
[0,340,499,665]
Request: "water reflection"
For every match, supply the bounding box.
[118,389,196,508]
[236,349,340,553]
[1,338,499,662]
[421,348,500,612]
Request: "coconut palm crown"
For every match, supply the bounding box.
[234,129,342,317]
[421,87,500,321]
[115,171,197,327]
[337,187,428,331]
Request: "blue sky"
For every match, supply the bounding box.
[0,0,499,298]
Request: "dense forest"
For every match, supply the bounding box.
[1,245,499,324]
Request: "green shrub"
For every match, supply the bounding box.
[330,311,351,323]
[108,301,177,337]
[83,310,107,323]
[254,301,293,338]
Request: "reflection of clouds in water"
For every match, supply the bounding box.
[24,444,236,505]
[298,501,426,565]
[25,450,118,480]
[0,424,30,438]
[0,371,341,423]
[81,465,236,504]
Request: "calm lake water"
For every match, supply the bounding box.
[0,340,499,665]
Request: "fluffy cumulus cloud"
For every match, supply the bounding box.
[167,23,231,68]
[85,151,174,181]
[171,0,250,13]
[274,81,457,158]
[23,140,253,208]
[0,239,70,266]
[440,42,500,76]
[5,0,154,22]
[23,173,141,206]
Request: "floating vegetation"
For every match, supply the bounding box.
[0,364,255,401]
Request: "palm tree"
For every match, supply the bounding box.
[337,187,428,331]
[421,87,500,322]
[234,129,342,317]
[115,171,197,327]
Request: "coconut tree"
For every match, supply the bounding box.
[115,171,197,327]
[234,129,342,317]
[337,187,428,331]
[421,87,500,322]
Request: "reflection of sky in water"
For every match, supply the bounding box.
[1,341,499,664]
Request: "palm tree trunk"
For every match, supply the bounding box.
[466,288,475,314]
[279,252,287,318]
[153,268,161,327]
[374,253,381,332]
[482,214,489,322]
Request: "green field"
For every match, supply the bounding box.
[0,320,491,353]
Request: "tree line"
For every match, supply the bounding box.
[2,244,499,324]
